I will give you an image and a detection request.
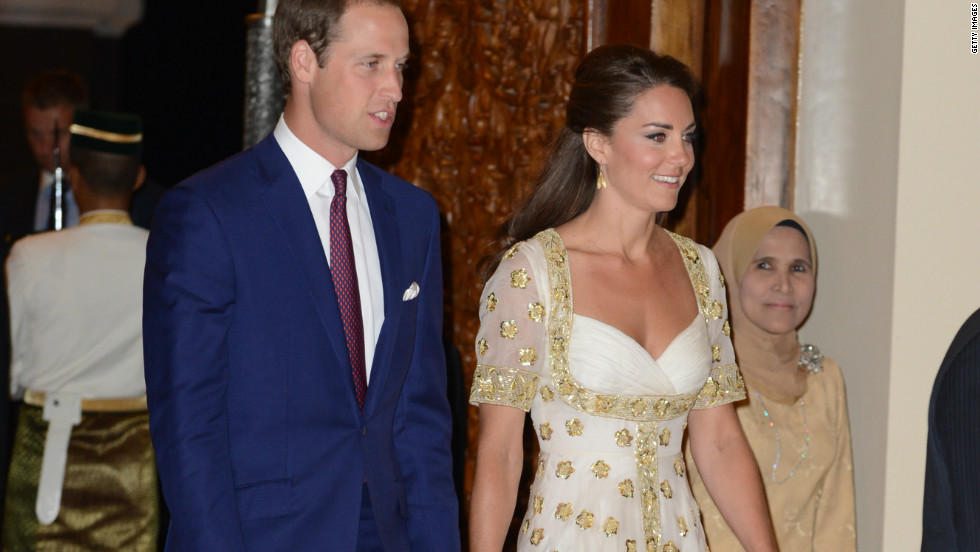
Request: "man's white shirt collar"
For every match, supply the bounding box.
[273,116,363,202]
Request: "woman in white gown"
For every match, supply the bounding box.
[468,45,779,552]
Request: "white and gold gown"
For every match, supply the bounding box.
[470,229,745,552]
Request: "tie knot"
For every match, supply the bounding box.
[331,169,348,197]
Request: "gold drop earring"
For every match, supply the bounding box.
[596,165,608,190]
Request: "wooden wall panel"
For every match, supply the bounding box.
[363,0,586,530]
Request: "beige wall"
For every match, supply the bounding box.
[795,0,980,550]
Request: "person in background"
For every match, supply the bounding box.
[468,44,777,552]
[142,0,459,550]
[2,110,157,550]
[686,206,856,551]
[921,307,980,551]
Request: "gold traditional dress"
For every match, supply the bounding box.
[470,229,745,552]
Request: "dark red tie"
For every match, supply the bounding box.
[329,169,367,410]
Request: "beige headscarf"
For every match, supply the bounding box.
[713,206,818,404]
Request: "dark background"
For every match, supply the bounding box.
[1,0,256,189]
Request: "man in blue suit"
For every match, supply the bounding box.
[142,1,460,550]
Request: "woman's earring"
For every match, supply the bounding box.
[596,166,608,190]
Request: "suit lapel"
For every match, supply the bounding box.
[358,160,404,413]
[258,138,352,378]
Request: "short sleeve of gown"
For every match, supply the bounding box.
[468,242,549,412]
[692,244,747,409]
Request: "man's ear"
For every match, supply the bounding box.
[582,128,608,165]
[290,40,317,87]
[132,165,146,191]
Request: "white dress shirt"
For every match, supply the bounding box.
[273,117,384,382]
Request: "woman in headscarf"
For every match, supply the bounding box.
[685,206,856,551]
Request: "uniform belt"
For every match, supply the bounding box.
[24,390,148,412]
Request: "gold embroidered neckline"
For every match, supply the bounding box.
[79,212,133,226]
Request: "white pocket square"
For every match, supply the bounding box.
[402,282,420,301]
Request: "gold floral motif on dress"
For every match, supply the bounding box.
[719,272,725,286]
[660,479,673,499]
[528,302,545,322]
[712,344,721,362]
[710,300,723,320]
[566,418,584,436]
[469,364,539,411]
[673,458,685,477]
[659,428,671,447]
[556,461,575,479]
[486,292,498,312]
[576,510,594,530]
[678,516,689,537]
[533,494,543,515]
[522,519,530,534]
[539,423,553,440]
[529,528,544,545]
[615,428,634,447]
[511,268,530,289]
[618,478,635,498]
[647,536,660,552]
[500,320,519,339]
[603,517,620,536]
[555,502,573,521]
[635,425,662,549]
[626,540,637,552]
[540,386,554,401]
[477,338,488,356]
[692,364,746,409]
[520,347,538,366]
[723,320,731,336]
[505,244,520,258]
[663,541,679,552]
[537,460,545,478]
[591,459,611,479]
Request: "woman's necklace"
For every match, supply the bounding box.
[755,391,809,484]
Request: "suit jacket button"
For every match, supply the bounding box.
[362,426,367,436]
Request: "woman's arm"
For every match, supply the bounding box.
[688,403,779,552]
[469,403,527,552]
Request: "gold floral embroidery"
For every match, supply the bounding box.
[661,479,673,499]
[719,272,725,286]
[615,428,634,447]
[618,479,635,498]
[555,502,573,520]
[566,419,584,436]
[626,540,637,552]
[528,302,545,322]
[556,461,574,479]
[522,519,530,534]
[659,428,671,447]
[693,364,746,409]
[711,300,723,320]
[678,516,689,537]
[591,460,611,479]
[539,423,553,440]
[712,344,721,362]
[505,244,520,258]
[664,541,679,552]
[469,364,539,410]
[477,338,488,356]
[511,268,530,289]
[529,528,544,545]
[673,458,685,477]
[520,347,538,366]
[723,319,731,336]
[537,460,545,478]
[576,510,594,530]
[635,425,661,547]
[540,386,554,401]
[486,292,498,312]
[500,320,518,339]
[602,517,620,536]
[533,495,543,515]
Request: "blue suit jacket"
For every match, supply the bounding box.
[143,135,459,551]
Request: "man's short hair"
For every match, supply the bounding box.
[272,0,401,95]
[21,69,89,112]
